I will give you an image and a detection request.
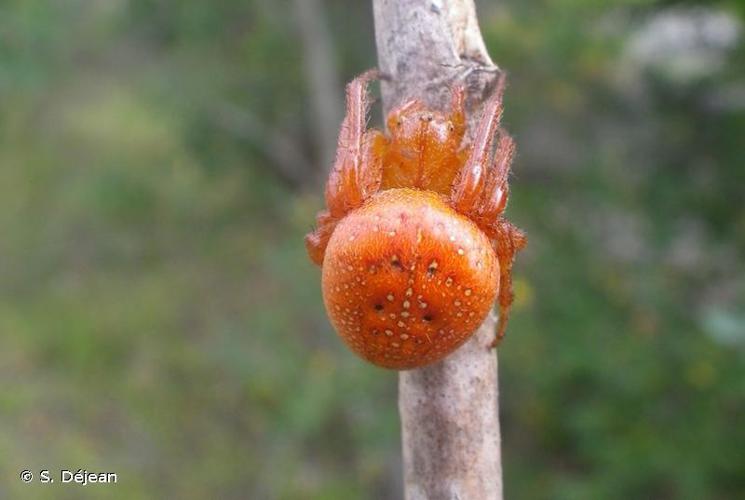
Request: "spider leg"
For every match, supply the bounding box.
[490,219,527,348]
[448,74,525,345]
[471,126,521,345]
[478,130,515,226]
[325,69,382,217]
[306,69,386,266]
[305,210,336,266]
[448,84,467,139]
[451,73,506,216]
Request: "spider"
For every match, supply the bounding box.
[305,70,526,370]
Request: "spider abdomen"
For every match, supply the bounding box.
[321,188,499,369]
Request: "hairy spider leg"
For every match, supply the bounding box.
[481,130,524,347]
[448,84,467,139]
[326,69,382,216]
[448,73,527,348]
[490,219,527,347]
[306,210,335,265]
[479,131,515,226]
[305,70,386,265]
[451,73,506,215]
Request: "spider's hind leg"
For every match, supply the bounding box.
[490,220,527,348]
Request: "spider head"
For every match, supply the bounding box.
[381,98,467,194]
[386,100,460,147]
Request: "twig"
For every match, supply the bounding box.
[372,1,504,498]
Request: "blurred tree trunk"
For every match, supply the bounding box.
[294,0,343,184]
[373,1,505,499]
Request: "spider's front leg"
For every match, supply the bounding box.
[305,70,387,265]
[450,74,526,347]
[451,74,505,216]
[480,131,525,348]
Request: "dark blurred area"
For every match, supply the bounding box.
[1,0,743,498]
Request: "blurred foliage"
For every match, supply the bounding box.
[0,0,743,499]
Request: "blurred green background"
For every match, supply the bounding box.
[1,0,744,498]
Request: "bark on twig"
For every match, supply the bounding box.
[373,1,504,499]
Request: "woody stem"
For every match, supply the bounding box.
[373,1,505,499]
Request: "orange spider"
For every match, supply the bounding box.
[306,70,526,370]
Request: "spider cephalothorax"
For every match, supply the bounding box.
[306,70,526,370]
